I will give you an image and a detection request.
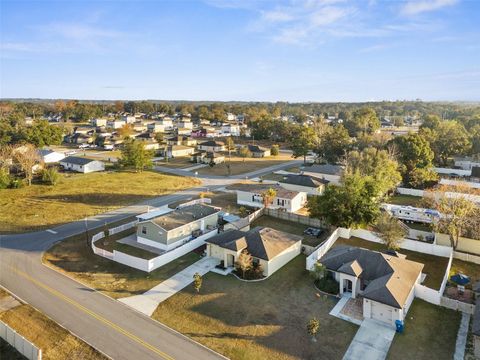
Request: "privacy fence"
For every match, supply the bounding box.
[0,321,42,360]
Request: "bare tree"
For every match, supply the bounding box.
[375,212,408,250]
[235,250,253,279]
[13,144,40,186]
[0,145,13,173]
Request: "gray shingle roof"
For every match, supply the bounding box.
[306,164,343,176]
[147,204,220,231]
[279,174,329,187]
[320,246,424,308]
[61,156,98,166]
[206,227,302,261]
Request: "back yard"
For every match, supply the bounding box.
[387,299,461,360]
[334,237,449,290]
[196,154,294,176]
[168,191,242,215]
[152,255,357,360]
[252,215,330,247]
[43,228,202,299]
[0,170,200,233]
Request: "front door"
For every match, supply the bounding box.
[227,254,235,267]
[344,279,353,293]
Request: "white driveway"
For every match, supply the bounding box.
[119,257,218,316]
[343,319,396,360]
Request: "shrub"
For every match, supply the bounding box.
[271,144,280,156]
[0,169,11,189]
[41,167,60,186]
[315,276,338,295]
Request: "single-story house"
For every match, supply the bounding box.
[136,204,221,251]
[147,122,166,133]
[60,156,105,173]
[229,183,307,213]
[206,227,302,277]
[197,140,225,152]
[246,145,270,158]
[320,246,424,327]
[38,149,65,163]
[454,157,480,171]
[302,164,344,185]
[278,174,328,195]
[167,136,183,146]
[221,124,241,136]
[160,145,195,159]
[191,151,225,165]
[93,118,108,127]
[107,119,126,129]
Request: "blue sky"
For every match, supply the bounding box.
[1,0,479,101]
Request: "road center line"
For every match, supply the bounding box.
[10,266,174,360]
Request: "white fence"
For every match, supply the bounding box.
[440,297,475,314]
[0,321,42,360]
[396,187,480,204]
[454,251,480,265]
[306,228,350,270]
[108,220,138,235]
[176,198,212,209]
[91,231,105,242]
[435,167,471,177]
[439,178,480,189]
[248,207,264,223]
[396,187,425,197]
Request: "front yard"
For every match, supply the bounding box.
[334,237,449,290]
[0,170,200,233]
[196,154,294,176]
[387,194,422,207]
[152,255,357,360]
[43,230,202,299]
[251,215,329,247]
[387,299,461,360]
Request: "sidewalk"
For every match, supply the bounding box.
[119,257,218,316]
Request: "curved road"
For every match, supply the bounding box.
[0,160,302,360]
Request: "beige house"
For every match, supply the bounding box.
[278,174,328,195]
[230,183,307,213]
[321,246,424,327]
[197,140,225,152]
[206,227,302,277]
[136,204,221,251]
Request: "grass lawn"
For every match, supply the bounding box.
[252,215,328,247]
[387,194,422,207]
[406,222,433,232]
[260,173,285,182]
[0,170,200,233]
[450,259,480,284]
[0,292,107,360]
[196,154,294,176]
[93,228,159,260]
[43,230,202,299]
[152,255,357,360]
[387,299,461,360]
[334,237,449,290]
[155,157,194,168]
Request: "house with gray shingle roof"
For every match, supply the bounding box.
[278,174,329,195]
[206,227,302,277]
[59,156,105,173]
[320,245,424,327]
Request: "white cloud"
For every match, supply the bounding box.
[401,0,458,16]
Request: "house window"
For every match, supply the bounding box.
[141,226,147,235]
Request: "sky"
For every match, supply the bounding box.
[1,0,479,102]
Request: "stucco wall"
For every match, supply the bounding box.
[263,241,302,277]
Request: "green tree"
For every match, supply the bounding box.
[345,107,380,136]
[270,144,280,156]
[238,146,252,162]
[393,132,437,188]
[310,262,326,281]
[316,125,351,163]
[307,172,380,228]
[20,120,64,147]
[193,272,202,293]
[307,318,320,342]
[41,167,60,186]
[119,140,154,172]
[225,137,236,160]
[470,124,480,156]
[420,114,441,130]
[375,212,408,250]
[346,147,401,197]
[289,125,316,164]
[429,121,471,165]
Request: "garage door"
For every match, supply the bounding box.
[371,302,393,324]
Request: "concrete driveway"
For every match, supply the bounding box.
[343,319,396,360]
[119,257,218,316]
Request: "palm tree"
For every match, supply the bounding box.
[307,318,320,342]
[261,188,277,208]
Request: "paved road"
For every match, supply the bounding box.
[0,160,302,360]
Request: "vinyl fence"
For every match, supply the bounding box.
[439,178,480,189]
[0,321,42,360]
[396,187,480,204]
[453,251,480,265]
[435,167,471,177]
[108,220,138,235]
[440,297,475,314]
[265,208,327,228]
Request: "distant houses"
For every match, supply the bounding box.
[38,149,65,164]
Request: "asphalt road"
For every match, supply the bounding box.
[0,160,302,360]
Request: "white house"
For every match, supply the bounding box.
[60,156,105,173]
[320,246,424,327]
[196,140,225,152]
[454,157,480,170]
[221,124,241,136]
[38,149,65,164]
[230,183,307,213]
[147,122,166,133]
[301,164,344,185]
[93,118,108,127]
[206,227,302,277]
[107,119,126,129]
[121,115,136,124]
[278,174,328,195]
